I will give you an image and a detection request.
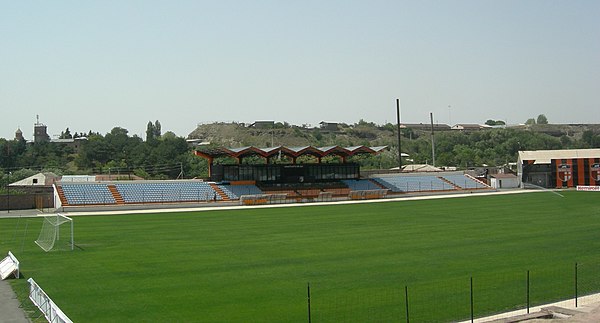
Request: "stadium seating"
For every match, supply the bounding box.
[218,184,263,199]
[372,175,452,193]
[56,173,490,208]
[61,183,116,205]
[342,179,382,191]
[441,174,487,189]
[115,181,218,203]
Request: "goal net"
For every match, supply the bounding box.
[35,214,74,252]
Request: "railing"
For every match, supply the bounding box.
[27,278,73,323]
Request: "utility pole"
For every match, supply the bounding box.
[430,112,436,167]
[396,99,402,170]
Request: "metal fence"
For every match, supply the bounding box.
[305,261,600,322]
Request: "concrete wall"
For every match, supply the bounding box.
[491,178,519,189]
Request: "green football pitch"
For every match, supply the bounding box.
[2,191,600,322]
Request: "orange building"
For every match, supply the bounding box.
[518,149,600,188]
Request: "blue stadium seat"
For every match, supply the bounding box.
[372,175,453,193]
[218,185,263,199]
[114,181,219,203]
[60,183,116,205]
[441,174,486,189]
[342,179,381,191]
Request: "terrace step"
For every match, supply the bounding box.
[465,173,491,188]
[209,183,230,202]
[55,185,70,206]
[107,185,125,204]
[438,176,461,189]
[368,178,389,190]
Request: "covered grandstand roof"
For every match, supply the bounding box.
[518,149,600,164]
[194,145,387,162]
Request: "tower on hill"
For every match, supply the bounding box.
[34,115,50,143]
[15,128,25,141]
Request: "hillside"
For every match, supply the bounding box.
[188,121,600,170]
[187,122,397,148]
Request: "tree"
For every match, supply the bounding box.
[146,121,155,142]
[146,120,162,142]
[582,130,595,147]
[59,128,72,139]
[153,120,162,138]
[525,118,536,125]
[485,120,506,126]
[537,114,548,124]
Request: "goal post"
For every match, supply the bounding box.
[35,213,74,252]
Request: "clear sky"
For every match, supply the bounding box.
[2,1,599,140]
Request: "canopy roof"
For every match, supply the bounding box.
[195,145,387,161]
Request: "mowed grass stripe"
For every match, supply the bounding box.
[2,191,600,322]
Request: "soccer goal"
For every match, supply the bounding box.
[35,214,74,252]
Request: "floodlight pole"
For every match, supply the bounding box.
[396,99,402,170]
[430,112,436,167]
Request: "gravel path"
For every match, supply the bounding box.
[0,279,29,323]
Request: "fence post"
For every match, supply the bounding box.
[307,282,311,323]
[526,270,530,313]
[405,285,410,323]
[575,262,578,308]
[470,277,474,323]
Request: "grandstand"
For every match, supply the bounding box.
[442,173,487,189]
[342,179,384,191]
[372,172,490,193]
[218,184,263,199]
[55,180,276,208]
[54,172,491,210]
[52,144,492,210]
[56,180,224,207]
[115,181,219,203]
[373,175,450,192]
[59,183,116,205]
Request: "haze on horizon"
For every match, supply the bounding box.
[1,1,599,140]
